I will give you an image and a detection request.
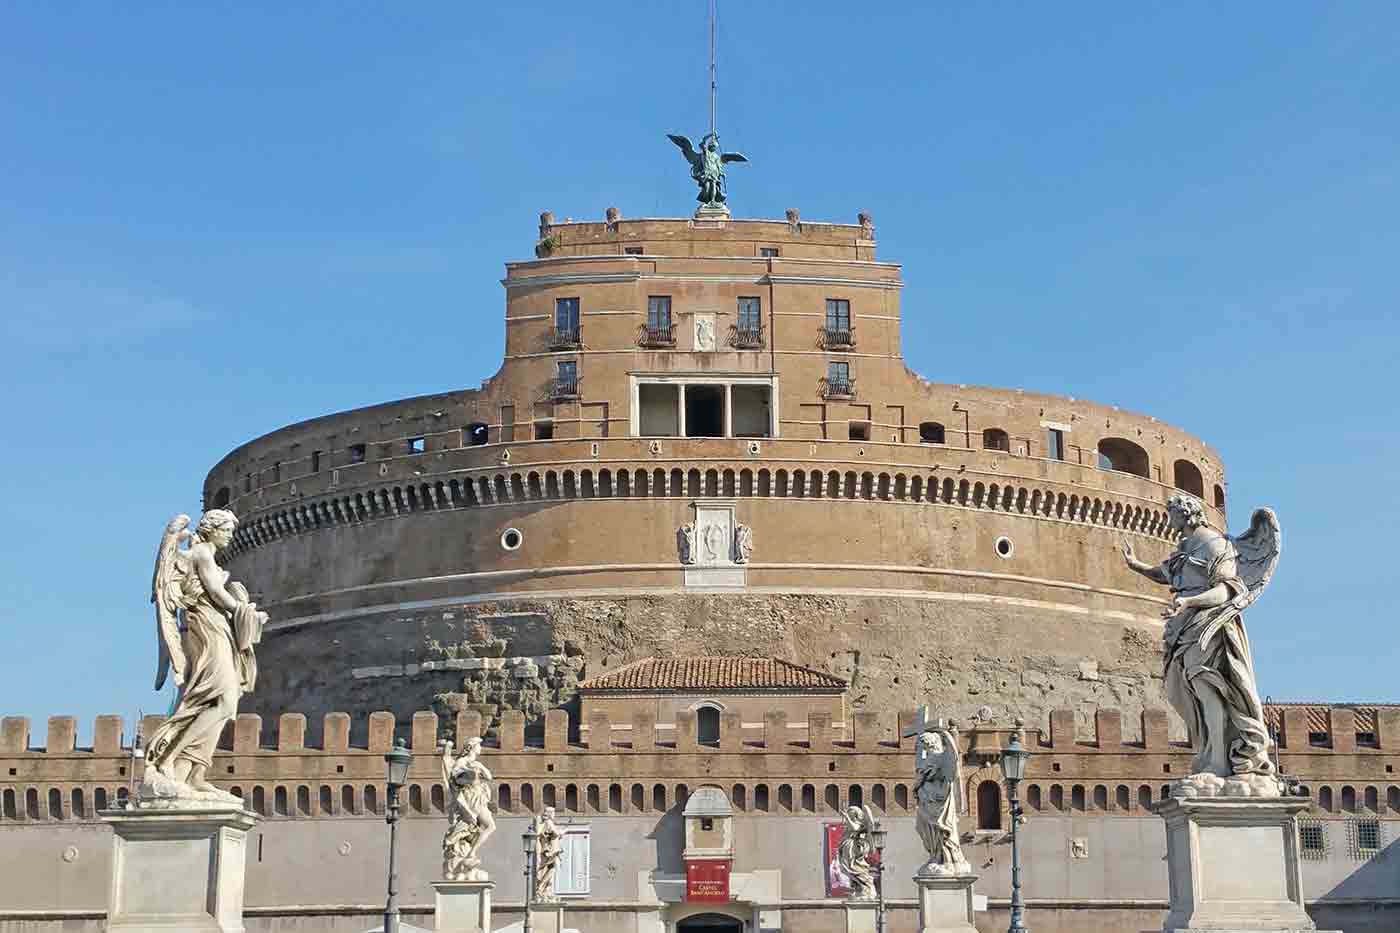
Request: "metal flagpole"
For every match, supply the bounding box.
[709,0,717,137]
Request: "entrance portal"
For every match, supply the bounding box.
[677,913,743,932]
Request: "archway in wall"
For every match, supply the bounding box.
[1173,459,1205,497]
[1097,437,1150,477]
[677,913,744,932]
[977,780,1002,830]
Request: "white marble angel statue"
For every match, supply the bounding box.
[1122,494,1283,796]
[144,510,266,806]
[441,738,497,881]
[911,715,970,875]
[532,806,563,901]
[837,805,878,900]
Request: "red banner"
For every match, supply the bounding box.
[685,858,731,903]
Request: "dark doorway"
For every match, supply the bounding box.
[697,707,721,746]
[677,913,743,932]
[977,780,1003,830]
[685,385,725,437]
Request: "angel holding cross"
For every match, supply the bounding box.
[906,707,971,876]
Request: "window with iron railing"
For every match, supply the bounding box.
[642,296,675,346]
[823,361,854,398]
[552,360,579,398]
[733,297,764,348]
[552,297,581,347]
[822,298,854,348]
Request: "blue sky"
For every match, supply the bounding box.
[2,2,1397,738]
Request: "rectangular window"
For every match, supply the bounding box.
[534,421,555,440]
[554,826,591,896]
[624,246,644,256]
[557,360,577,382]
[1299,820,1326,860]
[829,361,850,383]
[647,296,672,331]
[825,298,851,331]
[737,297,762,331]
[848,421,870,441]
[1047,428,1065,461]
[348,444,367,464]
[272,462,281,483]
[760,247,779,258]
[311,450,322,473]
[407,437,425,454]
[555,297,580,332]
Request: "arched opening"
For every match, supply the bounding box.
[465,422,489,446]
[1173,459,1205,497]
[977,780,1002,830]
[1097,437,1150,477]
[919,421,946,444]
[1213,484,1226,509]
[982,428,1010,452]
[212,486,231,508]
[677,913,744,932]
[696,706,721,747]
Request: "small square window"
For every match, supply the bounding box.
[1052,762,1061,772]
[348,444,367,464]
[624,246,644,256]
[408,437,425,454]
[1309,731,1330,747]
[701,817,714,831]
[1300,821,1326,859]
[534,421,555,440]
[848,421,870,442]
[759,247,779,258]
[1357,731,1378,747]
[1349,818,1382,859]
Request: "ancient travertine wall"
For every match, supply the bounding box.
[199,212,1230,733]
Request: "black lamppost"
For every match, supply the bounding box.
[382,738,412,933]
[999,730,1031,933]
[522,822,538,933]
[870,818,888,933]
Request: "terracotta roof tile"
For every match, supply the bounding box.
[578,657,847,692]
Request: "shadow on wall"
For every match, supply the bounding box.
[648,806,686,876]
[1311,834,1400,932]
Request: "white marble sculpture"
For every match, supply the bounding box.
[734,523,754,564]
[694,315,716,351]
[532,806,563,901]
[1121,494,1284,797]
[838,805,878,900]
[441,738,497,881]
[144,511,266,808]
[679,522,697,565]
[912,713,970,876]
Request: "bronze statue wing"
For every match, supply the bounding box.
[151,515,191,690]
[720,152,748,163]
[666,133,699,165]
[1229,507,1281,611]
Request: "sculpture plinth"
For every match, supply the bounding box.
[1159,797,1336,933]
[526,902,565,933]
[101,806,260,933]
[842,897,879,933]
[432,880,492,932]
[913,872,978,933]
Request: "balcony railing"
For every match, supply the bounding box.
[820,378,856,399]
[548,326,582,349]
[729,325,765,349]
[819,326,856,350]
[549,377,580,399]
[638,323,676,348]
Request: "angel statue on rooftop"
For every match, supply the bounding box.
[666,132,748,208]
[145,510,266,806]
[1121,494,1283,796]
[441,737,497,881]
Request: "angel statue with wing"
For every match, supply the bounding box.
[145,510,267,806]
[666,132,748,208]
[837,804,879,900]
[910,713,971,876]
[1122,494,1283,796]
[441,737,497,881]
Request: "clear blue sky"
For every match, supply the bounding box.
[2,2,1397,738]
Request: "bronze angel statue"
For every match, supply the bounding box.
[666,132,747,207]
[1122,494,1283,795]
[144,510,266,805]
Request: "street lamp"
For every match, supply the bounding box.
[522,823,539,933]
[999,729,1031,933]
[870,818,888,933]
[382,738,412,933]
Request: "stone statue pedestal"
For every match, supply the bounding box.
[432,880,492,932]
[101,806,260,933]
[842,898,879,933]
[913,873,978,933]
[1159,796,1337,932]
[527,901,565,933]
[693,203,731,222]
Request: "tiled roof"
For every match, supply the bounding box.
[1262,702,1396,735]
[578,657,848,693]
